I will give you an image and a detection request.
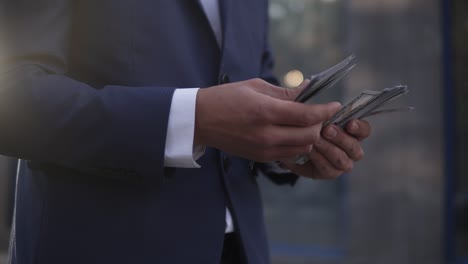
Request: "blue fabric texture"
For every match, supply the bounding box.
[0,1,297,263]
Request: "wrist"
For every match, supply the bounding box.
[194,88,209,146]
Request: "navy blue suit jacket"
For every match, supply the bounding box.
[0,1,296,263]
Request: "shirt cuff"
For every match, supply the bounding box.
[164,88,204,168]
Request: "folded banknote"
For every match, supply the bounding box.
[293,55,413,165]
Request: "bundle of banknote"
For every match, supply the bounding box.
[294,54,414,165]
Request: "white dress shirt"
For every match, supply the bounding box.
[163,0,234,233]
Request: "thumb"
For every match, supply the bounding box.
[258,79,311,101]
[270,100,342,127]
[303,101,342,125]
[322,101,342,120]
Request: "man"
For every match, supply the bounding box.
[0,0,370,263]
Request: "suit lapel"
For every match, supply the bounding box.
[218,0,229,50]
[195,0,225,50]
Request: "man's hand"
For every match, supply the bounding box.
[194,78,341,162]
[282,119,372,179]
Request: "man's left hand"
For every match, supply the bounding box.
[283,119,372,179]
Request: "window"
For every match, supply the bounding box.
[262,0,447,263]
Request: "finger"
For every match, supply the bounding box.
[265,125,321,146]
[308,149,345,179]
[267,100,341,127]
[309,150,344,179]
[281,160,321,179]
[345,119,372,141]
[290,79,312,98]
[297,79,312,89]
[248,144,313,162]
[282,149,343,180]
[257,79,311,101]
[322,125,364,161]
[314,137,355,171]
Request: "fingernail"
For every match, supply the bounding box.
[325,126,337,138]
[330,102,342,110]
[350,121,359,132]
[308,145,314,152]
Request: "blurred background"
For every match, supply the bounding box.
[0,0,466,263]
[258,0,466,263]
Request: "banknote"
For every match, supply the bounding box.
[295,54,356,104]
[292,55,413,165]
[324,85,411,127]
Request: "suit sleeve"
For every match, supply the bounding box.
[257,0,299,185]
[0,1,175,182]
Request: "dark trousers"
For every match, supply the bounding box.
[220,233,246,264]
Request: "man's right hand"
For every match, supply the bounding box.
[194,78,341,162]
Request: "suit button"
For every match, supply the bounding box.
[223,155,231,172]
[220,73,230,84]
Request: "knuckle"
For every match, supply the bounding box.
[349,141,363,160]
[333,129,346,143]
[318,163,329,174]
[258,133,277,147]
[252,78,267,88]
[314,137,326,150]
[346,140,358,155]
[334,154,353,171]
[321,167,344,179]
[252,102,271,123]
[247,131,266,148]
[344,161,354,172]
[309,130,321,144]
[335,157,348,170]
[303,111,320,126]
[252,78,263,84]
[245,129,259,142]
[358,120,372,138]
[281,87,295,100]
[361,120,371,130]
[355,148,364,161]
